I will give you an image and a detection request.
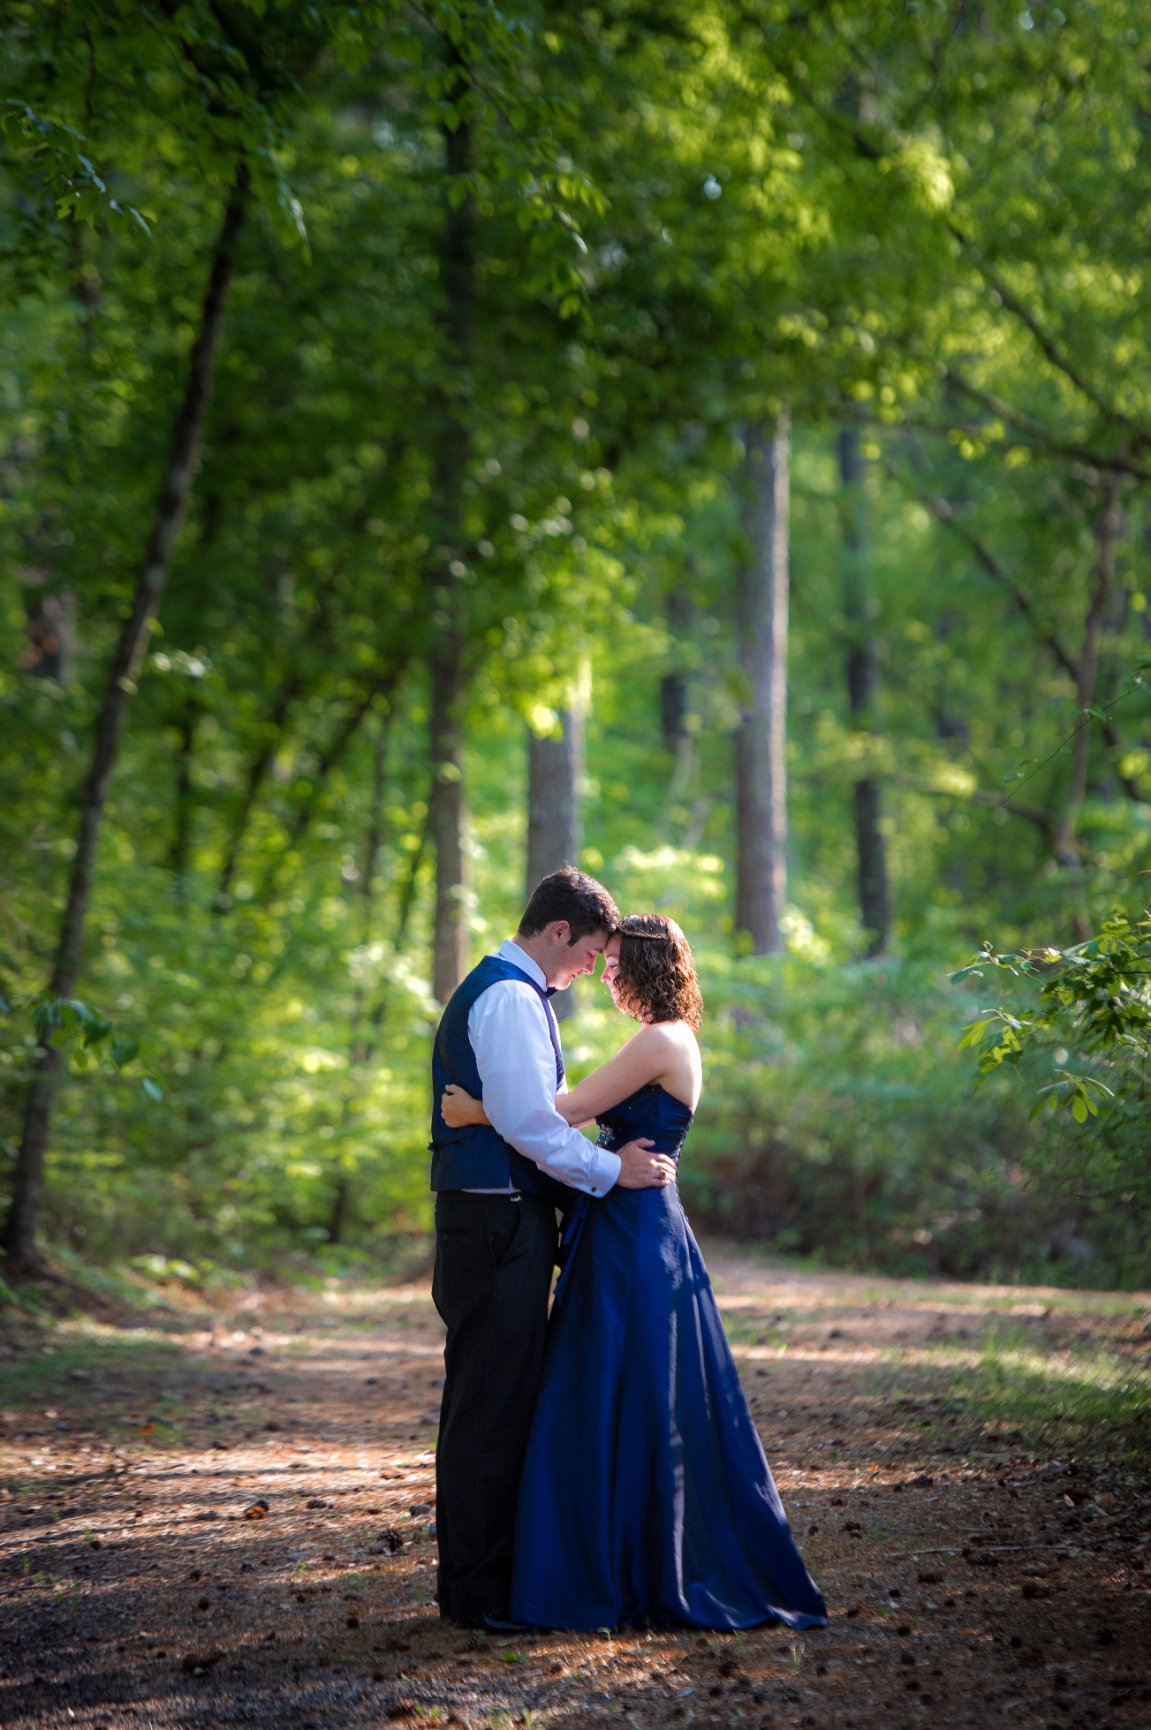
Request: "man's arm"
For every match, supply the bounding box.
[469,983,672,1195]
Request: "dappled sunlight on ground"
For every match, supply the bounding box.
[2,1252,1148,1729]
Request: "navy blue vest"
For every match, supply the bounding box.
[429,954,569,1204]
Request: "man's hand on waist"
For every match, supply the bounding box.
[615,1139,676,1189]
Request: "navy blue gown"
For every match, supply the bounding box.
[509,1083,828,1632]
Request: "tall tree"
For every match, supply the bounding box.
[838,424,890,955]
[735,413,791,955]
[525,697,585,1019]
[0,0,373,1270]
[426,74,476,1005]
[2,166,249,1272]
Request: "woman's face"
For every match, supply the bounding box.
[600,934,622,1006]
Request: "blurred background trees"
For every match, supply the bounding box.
[2,0,1148,1287]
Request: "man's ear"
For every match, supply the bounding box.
[550,919,571,947]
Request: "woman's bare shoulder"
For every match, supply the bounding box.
[651,1018,699,1047]
[629,1018,681,1045]
[630,1019,700,1061]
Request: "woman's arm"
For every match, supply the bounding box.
[442,1082,593,1129]
[559,1024,679,1123]
[442,1024,690,1131]
[439,1083,586,1127]
[441,1083,489,1127]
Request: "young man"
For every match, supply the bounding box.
[429,866,675,1628]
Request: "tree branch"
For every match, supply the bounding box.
[946,220,1151,452]
[938,368,1151,485]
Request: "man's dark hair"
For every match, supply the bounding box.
[518,866,620,945]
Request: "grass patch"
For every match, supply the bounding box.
[960,1322,1151,1452]
[0,1320,208,1453]
[885,1317,1151,1460]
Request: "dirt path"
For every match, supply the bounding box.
[2,1248,1149,1729]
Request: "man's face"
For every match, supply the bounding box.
[545,923,607,989]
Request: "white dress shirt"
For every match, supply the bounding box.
[466,939,622,1198]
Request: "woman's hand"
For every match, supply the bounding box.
[442,1083,488,1128]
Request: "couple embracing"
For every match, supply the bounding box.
[428,866,826,1634]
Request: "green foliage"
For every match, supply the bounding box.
[951,906,1150,1272]
[678,950,1114,1284]
[30,994,145,1078]
[955,909,1151,1105]
[2,0,1151,1286]
[0,98,150,236]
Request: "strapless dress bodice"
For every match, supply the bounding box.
[596,1082,694,1162]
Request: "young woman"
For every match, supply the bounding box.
[441,913,827,1633]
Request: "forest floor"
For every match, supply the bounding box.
[1,1245,1149,1730]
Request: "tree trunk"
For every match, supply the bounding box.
[660,583,701,830]
[660,584,697,749]
[428,67,475,1005]
[429,653,469,1003]
[1055,481,1122,868]
[2,166,249,1275]
[735,412,790,955]
[526,700,584,1020]
[348,707,392,1067]
[837,425,890,957]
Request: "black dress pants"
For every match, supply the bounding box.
[431,1190,558,1623]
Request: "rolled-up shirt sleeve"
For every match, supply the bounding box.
[468,981,622,1197]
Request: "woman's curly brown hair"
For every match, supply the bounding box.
[613,914,703,1030]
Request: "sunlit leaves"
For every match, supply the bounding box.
[955,910,1151,1138]
[2,0,1150,1280]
